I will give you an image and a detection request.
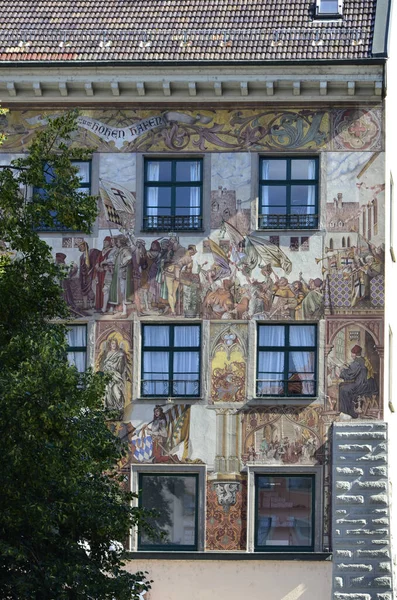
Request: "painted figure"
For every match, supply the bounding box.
[337,345,378,419]
[108,235,133,316]
[78,241,101,310]
[93,236,113,311]
[101,337,128,413]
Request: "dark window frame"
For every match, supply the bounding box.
[256,324,317,398]
[138,472,199,551]
[66,324,87,372]
[258,157,319,230]
[143,158,203,231]
[33,160,92,232]
[254,473,316,552]
[141,323,201,398]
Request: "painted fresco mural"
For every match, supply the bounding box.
[241,407,325,466]
[210,324,247,404]
[0,104,386,552]
[325,316,383,420]
[95,321,132,415]
[206,479,247,551]
[324,151,385,312]
[1,107,332,153]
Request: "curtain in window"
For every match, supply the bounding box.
[66,326,87,373]
[258,325,285,395]
[293,159,316,216]
[67,325,86,347]
[188,162,201,224]
[260,160,270,217]
[289,326,315,395]
[173,351,200,395]
[258,351,284,395]
[147,162,160,225]
[67,351,86,373]
[143,326,169,395]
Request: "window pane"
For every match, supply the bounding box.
[288,351,315,396]
[175,187,201,209]
[143,326,169,346]
[259,325,285,347]
[291,185,316,206]
[319,0,339,13]
[262,159,287,180]
[139,474,197,548]
[257,351,284,396]
[176,161,201,182]
[256,475,313,549]
[291,159,316,180]
[261,186,287,208]
[143,351,169,374]
[67,351,86,373]
[147,161,172,181]
[67,325,86,347]
[73,161,90,184]
[146,187,172,208]
[289,325,316,346]
[174,326,200,347]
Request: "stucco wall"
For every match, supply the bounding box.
[126,558,332,600]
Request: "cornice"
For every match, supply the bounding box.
[0,63,384,104]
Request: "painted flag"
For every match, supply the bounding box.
[165,404,191,460]
[99,180,136,229]
[132,434,153,463]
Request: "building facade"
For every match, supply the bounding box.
[0,0,394,598]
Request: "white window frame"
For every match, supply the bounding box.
[247,465,324,552]
[130,464,206,552]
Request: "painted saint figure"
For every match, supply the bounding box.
[101,338,128,413]
[337,345,378,419]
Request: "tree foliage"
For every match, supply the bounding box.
[0,111,151,599]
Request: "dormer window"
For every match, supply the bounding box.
[315,0,343,18]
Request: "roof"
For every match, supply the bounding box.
[0,0,386,63]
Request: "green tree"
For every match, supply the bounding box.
[0,110,151,599]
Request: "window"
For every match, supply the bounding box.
[144,159,202,231]
[315,0,343,17]
[259,158,318,230]
[138,472,199,550]
[34,161,91,231]
[66,324,87,372]
[141,324,201,397]
[254,474,315,551]
[256,324,316,397]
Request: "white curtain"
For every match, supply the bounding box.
[147,162,160,226]
[289,326,315,395]
[66,325,86,373]
[293,159,316,216]
[257,325,285,395]
[261,160,270,222]
[189,162,201,224]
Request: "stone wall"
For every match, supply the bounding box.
[332,422,393,600]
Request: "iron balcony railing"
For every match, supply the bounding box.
[256,377,316,398]
[141,378,200,397]
[143,215,203,231]
[258,214,318,230]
